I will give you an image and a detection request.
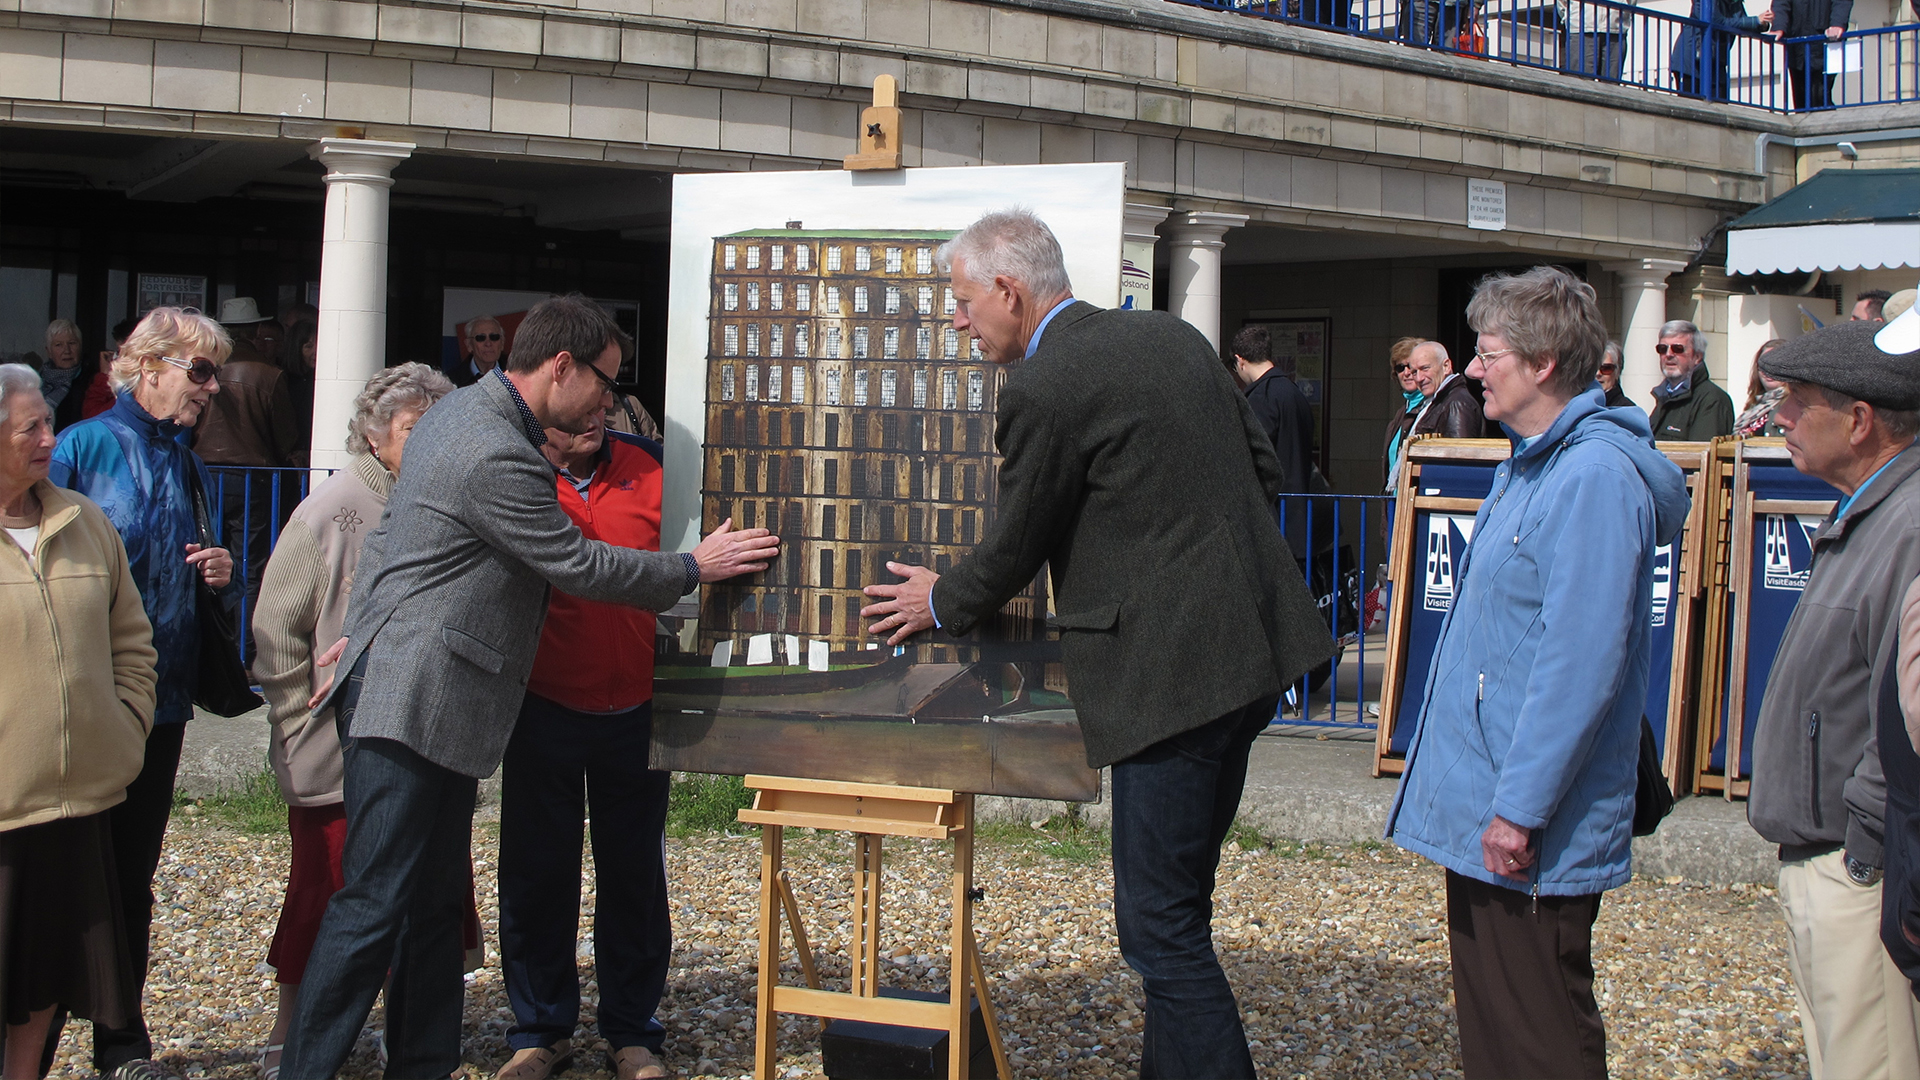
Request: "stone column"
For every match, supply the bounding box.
[1601,259,1688,408]
[308,138,414,474]
[1121,203,1170,312]
[1167,211,1249,351]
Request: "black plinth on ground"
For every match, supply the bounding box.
[820,987,993,1079]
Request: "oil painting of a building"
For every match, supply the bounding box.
[695,224,1051,677]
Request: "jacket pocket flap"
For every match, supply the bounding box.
[1048,604,1120,631]
[443,625,505,674]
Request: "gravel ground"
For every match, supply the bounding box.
[47,810,1806,1080]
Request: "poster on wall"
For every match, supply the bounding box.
[442,289,643,384]
[439,288,552,380]
[651,163,1125,799]
[137,274,207,316]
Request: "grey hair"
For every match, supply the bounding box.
[1466,266,1610,398]
[1602,341,1622,365]
[1659,320,1709,361]
[1412,339,1451,372]
[45,319,80,349]
[346,362,455,456]
[0,364,46,428]
[466,314,502,337]
[937,208,1073,301]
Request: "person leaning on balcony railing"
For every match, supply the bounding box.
[1669,0,1768,101]
[1762,0,1851,110]
[1556,0,1638,80]
[1401,0,1478,47]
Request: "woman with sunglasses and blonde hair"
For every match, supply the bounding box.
[46,306,238,1080]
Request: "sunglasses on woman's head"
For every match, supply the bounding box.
[158,356,217,384]
[473,333,503,342]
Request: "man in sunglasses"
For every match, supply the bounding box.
[1646,320,1735,440]
[449,315,509,388]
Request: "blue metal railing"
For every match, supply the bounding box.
[204,465,328,664]
[202,469,1401,729]
[1276,492,1395,730]
[1174,0,1920,112]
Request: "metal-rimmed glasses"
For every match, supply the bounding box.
[158,356,218,384]
[1471,347,1519,370]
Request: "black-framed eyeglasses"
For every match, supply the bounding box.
[577,358,620,396]
[473,333,503,342]
[1654,343,1690,355]
[158,355,218,384]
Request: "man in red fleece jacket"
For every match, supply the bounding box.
[495,412,673,1080]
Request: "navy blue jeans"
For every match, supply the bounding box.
[499,694,671,1054]
[1111,697,1277,1080]
[281,654,478,1080]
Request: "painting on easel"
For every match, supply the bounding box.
[650,164,1126,801]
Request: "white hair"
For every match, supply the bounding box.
[1412,340,1451,368]
[0,364,45,428]
[45,319,80,349]
[1660,320,1708,361]
[937,208,1072,301]
[346,363,455,455]
[466,314,503,337]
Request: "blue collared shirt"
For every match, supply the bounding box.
[1026,297,1077,360]
[1835,444,1914,520]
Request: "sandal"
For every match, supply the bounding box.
[258,1043,284,1080]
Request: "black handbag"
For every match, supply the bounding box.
[185,468,265,717]
[1631,714,1676,837]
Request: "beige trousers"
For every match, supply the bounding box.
[1779,849,1920,1080]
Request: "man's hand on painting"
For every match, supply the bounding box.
[690,517,781,582]
[862,562,940,646]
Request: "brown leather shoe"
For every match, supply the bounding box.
[495,1040,572,1080]
[609,1045,668,1080]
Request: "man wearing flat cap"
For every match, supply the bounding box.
[1749,319,1920,1079]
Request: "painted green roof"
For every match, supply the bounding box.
[1730,168,1920,229]
[719,229,957,239]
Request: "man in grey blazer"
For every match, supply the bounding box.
[864,211,1332,1078]
[282,295,777,1080]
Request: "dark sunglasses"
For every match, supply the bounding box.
[1598,363,1619,373]
[1393,363,1412,373]
[1654,343,1689,355]
[473,333,503,342]
[158,355,218,384]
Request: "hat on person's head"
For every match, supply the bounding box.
[1759,319,1920,410]
[217,297,273,325]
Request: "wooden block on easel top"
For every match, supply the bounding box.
[845,74,903,171]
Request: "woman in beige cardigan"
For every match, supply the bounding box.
[0,365,157,1079]
[249,363,456,1079]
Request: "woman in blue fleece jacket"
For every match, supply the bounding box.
[1386,267,1690,1080]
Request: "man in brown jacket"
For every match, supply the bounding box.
[195,298,302,640]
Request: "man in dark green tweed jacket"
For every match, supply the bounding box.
[863,209,1332,1078]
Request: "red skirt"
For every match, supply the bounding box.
[267,804,484,983]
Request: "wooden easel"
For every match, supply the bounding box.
[739,775,1012,1080]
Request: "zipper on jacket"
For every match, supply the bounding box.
[1809,712,1824,829]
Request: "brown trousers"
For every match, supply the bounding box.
[1445,870,1607,1080]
